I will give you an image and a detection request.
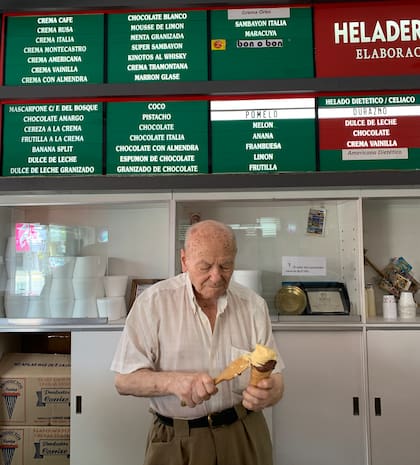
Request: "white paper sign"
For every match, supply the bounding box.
[282,256,327,276]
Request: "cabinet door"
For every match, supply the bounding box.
[273,331,366,465]
[368,330,420,465]
[71,331,151,465]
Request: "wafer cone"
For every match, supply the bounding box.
[249,365,274,386]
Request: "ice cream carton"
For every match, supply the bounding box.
[0,426,69,465]
[0,353,70,426]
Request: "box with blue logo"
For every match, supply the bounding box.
[0,426,70,465]
[0,353,70,426]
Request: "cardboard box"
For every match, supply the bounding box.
[0,426,69,465]
[0,354,70,426]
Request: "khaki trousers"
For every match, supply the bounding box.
[143,404,273,465]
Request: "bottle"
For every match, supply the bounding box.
[382,294,397,320]
[366,284,376,318]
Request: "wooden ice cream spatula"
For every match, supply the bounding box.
[213,355,250,385]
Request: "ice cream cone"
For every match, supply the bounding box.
[249,364,275,386]
[247,344,277,386]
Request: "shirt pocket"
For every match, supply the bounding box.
[230,345,251,395]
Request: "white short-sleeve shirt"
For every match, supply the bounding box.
[111,272,284,419]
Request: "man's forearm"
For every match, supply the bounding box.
[115,368,176,397]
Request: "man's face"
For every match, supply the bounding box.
[181,237,236,301]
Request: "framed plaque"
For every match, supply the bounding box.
[128,278,162,310]
[282,281,350,315]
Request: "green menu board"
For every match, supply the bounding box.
[107,11,208,83]
[211,98,316,173]
[106,100,209,174]
[4,13,104,85]
[2,102,103,176]
[210,7,314,80]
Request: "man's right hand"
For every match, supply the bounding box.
[173,372,217,408]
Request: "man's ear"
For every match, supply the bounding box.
[180,249,187,272]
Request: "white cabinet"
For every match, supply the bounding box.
[272,330,367,465]
[367,330,420,465]
[71,330,151,465]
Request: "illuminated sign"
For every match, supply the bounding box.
[2,102,103,176]
[106,100,209,174]
[107,10,208,82]
[211,98,316,173]
[314,2,420,76]
[318,93,420,170]
[4,13,105,85]
[210,7,314,80]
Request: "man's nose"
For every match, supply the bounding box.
[209,267,223,281]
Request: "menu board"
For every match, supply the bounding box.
[107,10,208,83]
[4,13,104,85]
[210,7,314,80]
[2,102,103,176]
[318,93,420,170]
[211,98,316,173]
[106,100,209,174]
[315,2,420,77]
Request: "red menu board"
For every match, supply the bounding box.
[318,93,420,171]
[314,1,420,77]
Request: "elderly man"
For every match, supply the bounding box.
[111,219,284,465]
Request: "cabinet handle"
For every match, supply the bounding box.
[352,397,359,416]
[75,395,82,414]
[374,397,382,416]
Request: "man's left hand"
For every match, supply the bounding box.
[242,372,284,411]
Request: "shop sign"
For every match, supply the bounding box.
[315,2,420,76]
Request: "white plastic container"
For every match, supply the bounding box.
[382,294,398,320]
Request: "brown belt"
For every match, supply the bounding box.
[155,406,250,428]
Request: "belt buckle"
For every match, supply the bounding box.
[207,413,214,428]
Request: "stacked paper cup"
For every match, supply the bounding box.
[4,236,28,318]
[97,275,128,321]
[0,254,6,317]
[27,275,52,318]
[398,291,417,320]
[72,256,106,318]
[48,257,75,318]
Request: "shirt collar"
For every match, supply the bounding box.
[185,272,228,315]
